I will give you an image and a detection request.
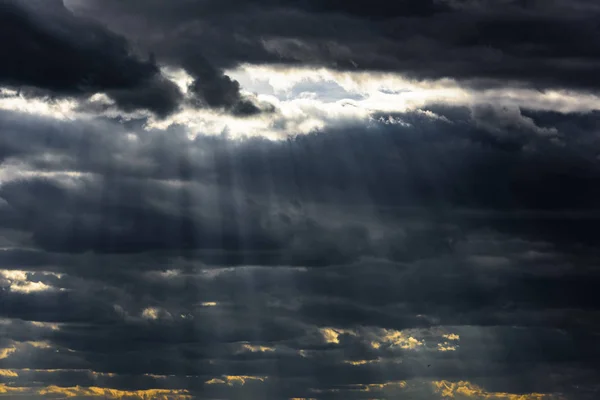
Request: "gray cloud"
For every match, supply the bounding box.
[0,104,599,397]
[0,0,271,118]
[66,0,600,92]
[0,0,183,117]
[1,1,600,398]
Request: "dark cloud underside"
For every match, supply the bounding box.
[0,0,183,117]
[0,105,600,398]
[68,0,600,91]
[1,0,600,399]
[0,0,269,117]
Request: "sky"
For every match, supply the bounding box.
[0,0,600,399]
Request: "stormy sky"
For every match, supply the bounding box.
[0,0,600,398]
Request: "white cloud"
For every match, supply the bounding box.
[141,307,172,320]
[229,64,600,114]
[2,64,599,140]
[0,270,56,294]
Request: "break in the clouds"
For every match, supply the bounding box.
[1,0,600,399]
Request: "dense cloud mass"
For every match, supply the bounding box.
[0,0,599,399]
[0,0,184,117]
[66,0,600,90]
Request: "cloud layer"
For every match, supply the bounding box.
[1,104,599,398]
[67,0,600,91]
[0,0,599,399]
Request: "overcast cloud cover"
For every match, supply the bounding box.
[0,0,600,398]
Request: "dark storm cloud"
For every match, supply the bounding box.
[303,0,449,18]
[0,104,600,397]
[67,0,600,91]
[1,252,599,399]
[183,53,274,116]
[2,106,600,259]
[0,0,182,117]
[0,0,269,118]
[2,0,600,392]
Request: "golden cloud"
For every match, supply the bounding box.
[0,384,192,399]
[372,329,424,350]
[432,381,563,399]
[205,375,268,386]
[437,342,458,352]
[443,333,460,341]
[238,343,276,353]
[319,327,357,344]
[343,358,382,366]
[0,346,16,360]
